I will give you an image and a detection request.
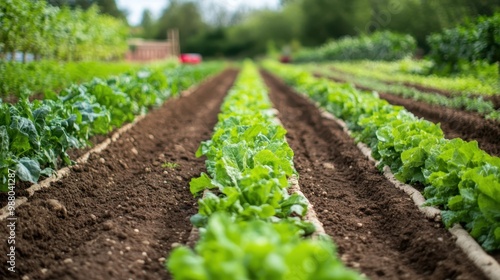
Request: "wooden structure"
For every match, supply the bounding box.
[126,29,180,62]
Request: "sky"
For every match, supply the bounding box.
[116,0,280,26]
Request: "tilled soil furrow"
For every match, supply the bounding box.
[262,70,486,280]
[0,69,238,280]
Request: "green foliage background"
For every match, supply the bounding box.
[136,0,500,58]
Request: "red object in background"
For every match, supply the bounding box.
[180,53,202,64]
[280,55,291,63]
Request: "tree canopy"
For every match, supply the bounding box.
[135,0,500,57]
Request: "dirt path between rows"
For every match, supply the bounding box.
[262,71,486,280]
[0,69,238,280]
[322,74,500,157]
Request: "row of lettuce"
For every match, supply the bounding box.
[0,63,223,190]
[264,61,500,252]
[166,62,361,279]
[314,66,500,121]
[427,12,500,75]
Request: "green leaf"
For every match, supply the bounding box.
[16,157,41,183]
[0,126,9,153]
[190,173,215,195]
[10,116,39,149]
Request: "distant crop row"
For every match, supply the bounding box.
[0,63,222,189]
[167,62,361,280]
[265,61,500,252]
[315,65,500,121]
[0,0,128,61]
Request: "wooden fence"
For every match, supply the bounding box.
[126,29,180,62]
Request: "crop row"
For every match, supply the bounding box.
[326,60,499,96]
[166,62,361,279]
[264,61,500,252]
[0,63,223,189]
[314,66,500,121]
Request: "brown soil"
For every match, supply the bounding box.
[0,69,238,280]
[262,70,487,280]
[330,66,500,109]
[323,74,500,157]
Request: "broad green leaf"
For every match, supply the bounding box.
[190,172,215,195]
[16,157,41,183]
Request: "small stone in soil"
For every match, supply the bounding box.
[102,221,114,231]
[323,162,335,169]
[99,158,105,164]
[351,262,360,268]
[46,199,68,218]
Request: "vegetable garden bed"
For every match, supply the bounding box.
[261,70,488,279]
[0,69,237,279]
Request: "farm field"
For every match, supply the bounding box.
[2,1,500,279]
[0,63,498,279]
[0,69,238,279]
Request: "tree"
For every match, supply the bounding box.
[155,1,206,52]
[95,0,126,20]
[44,0,126,21]
[140,9,155,39]
[300,0,370,46]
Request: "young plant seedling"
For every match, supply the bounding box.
[162,162,179,169]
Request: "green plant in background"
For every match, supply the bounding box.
[294,31,416,63]
[427,13,500,78]
[0,0,128,62]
